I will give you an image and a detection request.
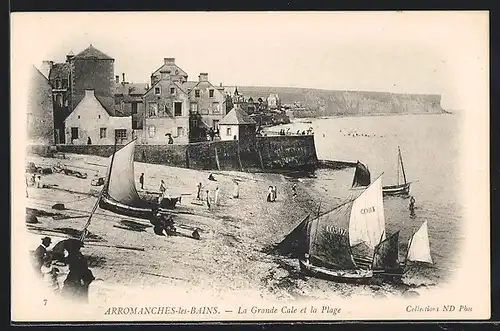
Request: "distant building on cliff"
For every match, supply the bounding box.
[64,90,132,145]
[218,105,256,141]
[27,66,55,145]
[267,94,280,110]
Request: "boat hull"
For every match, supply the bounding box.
[99,194,155,220]
[299,259,373,284]
[373,266,405,283]
[382,183,410,196]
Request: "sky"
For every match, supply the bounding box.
[11,11,488,110]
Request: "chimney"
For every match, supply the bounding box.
[164,58,175,65]
[85,89,95,98]
[115,75,120,83]
[66,51,74,62]
[122,73,125,83]
[220,82,223,87]
[199,73,208,82]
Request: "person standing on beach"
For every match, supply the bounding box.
[232,180,239,199]
[267,186,273,202]
[32,237,52,277]
[196,182,203,200]
[159,180,166,195]
[139,173,145,190]
[214,187,220,206]
[272,186,277,202]
[61,242,95,303]
[206,190,211,210]
[409,196,416,217]
[291,184,297,198]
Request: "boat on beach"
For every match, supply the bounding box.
[277,175,387,283]
[98,139,179,220]
[372,220,433,281]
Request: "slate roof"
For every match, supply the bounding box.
[219,106,256,125]
[74,44,114,60]
[114,82,148,96]
[48,63,70,80]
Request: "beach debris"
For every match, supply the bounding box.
[52,203,66,210]
[91,177,105,186]
[192,229,201,240]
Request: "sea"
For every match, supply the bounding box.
[270,113,463,287]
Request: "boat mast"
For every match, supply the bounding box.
[402,231,415,270]
[79,138,118,242]
[399,146,407,185]
[397,147,400,185]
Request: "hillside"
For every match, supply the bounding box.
[228,86,445,118]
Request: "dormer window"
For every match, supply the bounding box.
[154,87,161,95]
[209,89,214,98]
[195,90,200,98]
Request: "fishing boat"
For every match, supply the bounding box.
[350,161,371,190]
[98,139,179,219]
[372,221,433,280]
[276,175,386,283]
[382,146,411,196]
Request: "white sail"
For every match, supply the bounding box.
[407,221,433,264]
[349,175,386,249]
[106,140,142,206]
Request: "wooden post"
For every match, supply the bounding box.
[214,146,221,171]
[237,141,243,171]
[258,148,264,170]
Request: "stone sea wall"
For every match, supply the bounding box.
[30,135,318,172]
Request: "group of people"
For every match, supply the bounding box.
[31,236,95,303]
[195,175,240,211]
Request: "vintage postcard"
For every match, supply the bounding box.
[11,11,490,322]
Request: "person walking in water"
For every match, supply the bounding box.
[139,173,145,190]
[409,196,416,216]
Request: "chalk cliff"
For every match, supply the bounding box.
[234,86,445,117]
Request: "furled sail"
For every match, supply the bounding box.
[308,201,357,270]
[407,221,433,264]
[372,231,400,271]
[352,161,371,188]
[104,140,142,207]
[349,175,386,251]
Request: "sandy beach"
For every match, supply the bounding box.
[19,152,421,314]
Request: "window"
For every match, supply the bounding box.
[195,90,200,98]
[148,102,158,117]
[148,126,156,138]
[177,127,184,137]
[212,102,220,114]
[55,80,61,89]
[131,102,138,114]
[209,89,214,98]
[213,120,219,130]
[200,108,209,115]
[98,115,101,119]
[226,127,231,136]
[190,103,198,114]
[170,87,175,95]
[56,94,63,107]
[100,128,107,139]
[62,79,68,89]
[71,127,79,140]
[154,87,161,95]
[78,115,81,119]
[174,102,182,116]
[115,129,127,144]
[114,97,121,105]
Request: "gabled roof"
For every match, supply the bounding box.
[49,63,69,80]
[143,78,189,97]
[219,106,256,125]
[152,62,188,78]
[74,44,114,60]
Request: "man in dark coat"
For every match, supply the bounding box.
[32,237,52,277]
[139,173,145,190]
[61,241,95,303]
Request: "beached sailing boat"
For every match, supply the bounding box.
[381,146,411,196]
[98,139,156,219]
[372,220,433,279]
[351,161,371,189]
[275,175,386,283]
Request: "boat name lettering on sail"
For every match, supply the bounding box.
[327,226,348,237]
[359,206,376,214]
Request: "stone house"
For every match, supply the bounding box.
[64,90,132,145]
[114,73,148,132]
[142,75,190,145]
[218,105,256,141]
[267,94,280,110]
[150,58,188,86]
[27,66,55,145]
[187,73,226,130]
